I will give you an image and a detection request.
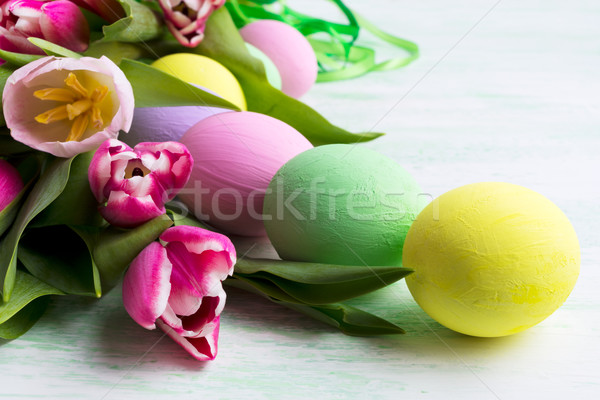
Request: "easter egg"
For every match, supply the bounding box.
[404,182,580,337]
[123,105,229,147]
[245,43,282,90]
[262,144,422,266]
[151,53,247,110]
[178,111,313,237]
[240,20,318,98]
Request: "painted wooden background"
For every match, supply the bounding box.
[1,0,598,398]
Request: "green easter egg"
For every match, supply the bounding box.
[263,144,422,266]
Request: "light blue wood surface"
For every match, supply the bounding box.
[1,0,599,398]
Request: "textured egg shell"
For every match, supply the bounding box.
[263,144,422,266]
[123,106,229,146]
[404,182,580,337]
[240,20,317,99]
[151,53,247,110]
[245,43,282,90]
[179,111,313,237]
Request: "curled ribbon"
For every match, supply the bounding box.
[226,0,419,82]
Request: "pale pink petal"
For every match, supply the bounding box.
[156,317,220,361]
[0,159,24,212]
[123,242,172,330]
[3,56,134,158]
[39,1,89,53]
[101,190,164,228]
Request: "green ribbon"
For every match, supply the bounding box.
[225,0,419,82]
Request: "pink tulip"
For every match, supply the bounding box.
[88,139,193,228]
[0,0,90,55]
[123,225,236,361]
[0,159,23,212]
[69,0,124,24]
[2,56,134,158]
[158,0,225,47]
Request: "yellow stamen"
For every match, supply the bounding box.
[33,72,112,142]
[91,86,109,103]
[66,114,89,142]
[35,105,69,124]
[91,106,103,129]
[64,72,89,98]
[66,99,93,120]
[34,88,77,103]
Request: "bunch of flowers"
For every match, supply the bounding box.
[0,0,418,360]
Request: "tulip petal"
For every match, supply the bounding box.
[69,0,125,24]
[156,317,220,361]
[160,225,236,273]
[166,241,231,298]
[123,242,172,330]
[163,285,225,336]
[39,1,90,53]
[179,293,224,335]
[101,190,165,228]
[0,160,24,212]
[158,0,224,47]
[135,141,193,199]
[88,139,129,202]
[3,56,134,158]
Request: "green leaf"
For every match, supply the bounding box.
[0,157,73,302]
[100,0,163,43]
[234,258,412,305]
[0,297,50,340]
[192,7,382,146]
[0,134,35,156]
[119,58,240,109]
[280,301,405,336]
[165,206,213,230]
[74,215,173,292]
[0,269,63,334]
[0,49,42,67]
[27,38,82,58]
[84,41,149,64]
[18,225,100,297]
[225,278,404,336]
[0,64,18,126]
[30,151,102,228]
[230,274,301,304]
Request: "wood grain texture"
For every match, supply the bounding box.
[1,0,599,398]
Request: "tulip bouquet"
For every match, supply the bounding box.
[0,0,419,361]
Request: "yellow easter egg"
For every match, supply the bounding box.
[151,53,247,110]
[404,182,580,337]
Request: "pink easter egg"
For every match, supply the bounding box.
[240,20,318,99]
[179,111,313,237]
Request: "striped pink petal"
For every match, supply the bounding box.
[123,242,172,330]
